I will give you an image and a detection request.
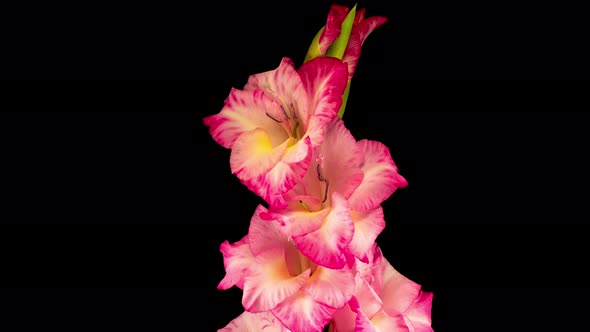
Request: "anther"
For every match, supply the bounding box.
[280,105,290,119]
[266,112,281,123]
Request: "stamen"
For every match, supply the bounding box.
[299,200,311,212]
[322,180,329,203]
[289,103,297,119]
[280,105,290,119]
[317,164,325,181]
[291,121,299,138]
[266,112,281,123]
[316,164,329,203]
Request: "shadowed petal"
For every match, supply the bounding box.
[219,311,291,332]
[272,291,336,332]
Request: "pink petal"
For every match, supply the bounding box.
[380,256,429,320]
[318,5,350,54]
[244,57,310,126]
[292,192,354,269]
[218,311,291,332]
[303,265,355,309]
[403,291,434,332]
[348,139,408,211]
[298,57,349,132]
[203,88,288,149]
[217,235,254,290]
[342,12,388,79]
[364,311,409,332]
[266,201,329,237]
[272,291,336,332]
[348,207,385,263]
[230,128,291,180]
[320,118,364,200]
[242,136,312,209]
[243,248,311,312]
[248,205,289,256]
[352,273,384,321]
[332,303,356,332]
[356,15,388,46]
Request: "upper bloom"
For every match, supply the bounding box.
[204,56,348,208]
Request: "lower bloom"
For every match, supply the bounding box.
[332,245,434,332]
[218,205,356,332]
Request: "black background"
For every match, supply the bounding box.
[2,0,589,331]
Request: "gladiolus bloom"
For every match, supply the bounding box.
[204,56,348,208]
[218,205,356,332]
[261,117,407,268]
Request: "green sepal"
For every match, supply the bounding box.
[326,4,356,60]
[304,26,325,63]
[338,80,351,119]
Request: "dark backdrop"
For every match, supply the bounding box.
[2,0,589,331]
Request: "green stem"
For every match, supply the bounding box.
[338,80,351,119]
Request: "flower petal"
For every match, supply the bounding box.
[318,5,350,54]
[303,265,355,309]
[219,311,291,332]
[342,11,388,79]
[349,207,385,263]
[244,57,310,128]
[272,291,336,332]
[320,118,364,200]
[243,248,311,312]
[248,205,289,256]
[242,136,312,208]
[230,128,292,180]
[218,235,254,290]
[204,88,287,149]
[380,256,426,318]
[298,57,349,137]
[348,139,408,211]
[292,192,354,269]
[403,291,434,332]
[266,202,329,237]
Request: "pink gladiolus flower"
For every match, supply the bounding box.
[261,117,407,269]
[332,245,434,332]
[204,56,348,208]
[218,205,356,332]
[314,5,388,79]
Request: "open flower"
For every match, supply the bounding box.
[204,56,348,208]
[261,117,407,269]
[218,204,356,332]
[332,245,434,332]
